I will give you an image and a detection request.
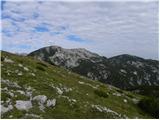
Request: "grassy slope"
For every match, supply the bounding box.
[1,51,152,119]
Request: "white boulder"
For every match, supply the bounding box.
[15,100,32,111]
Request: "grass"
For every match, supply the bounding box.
[1,51,154,119]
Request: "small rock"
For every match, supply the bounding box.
[46,99,56,107]
[3,87,8,91]
[24,67,29,71]
[4,58,14,63]
[1,79,21,88]
[25,113,41,118]
[18,64,23,67]
[31,73,35,76]
[33,95,47,104]
[18,72,23,76]
[71,99,76,102]
[39,104,45,111]
[6,98,11,103]
[123,99,127,103]
[112,92,121,97]
[17,90,25,95]
[1,104,13,114]
[9,115,13,118]
[56,88,63,95]
[132,98,139,104]
[26,91,32,98]
[15,70,19,73]
[78,81,85,84]
[8,91,14,97]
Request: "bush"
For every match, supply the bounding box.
[1,56,4,61]
[36,66,45,71]
[37,62,48,67]
[116,89,123,93]
[94,89,108,98]
[138,97,159,118]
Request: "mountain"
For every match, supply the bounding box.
[28,46,159,90]
[1,51,155,119]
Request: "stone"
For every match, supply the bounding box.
[33,95,47,104]
[18,72,23,76]
[4,58,14,63]
[1,104,13,114]
[18,64,23,67]
[46,99,56,107]
[31,73,36,76]
[56,88,63,95]
[123,99,127,103]
[17,90,25,95]
[24,67,29,71]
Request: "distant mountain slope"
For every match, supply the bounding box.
[28,46,159,90]
[1,51,153,118]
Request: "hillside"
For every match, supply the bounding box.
[28,46,159,90]
[1,51,154,119]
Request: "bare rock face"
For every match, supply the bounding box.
[29,46,100,68]
[28,46,159,90]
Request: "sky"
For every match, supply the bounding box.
[1,0,159,59]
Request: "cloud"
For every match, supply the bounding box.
[1,0,159,59]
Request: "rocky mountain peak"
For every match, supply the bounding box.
[29,46,100,68]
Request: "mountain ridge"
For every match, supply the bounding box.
[28,45,159,90]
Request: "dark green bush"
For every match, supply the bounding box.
[116,89,123,93]
[126,94,134,98]
[1,56,4,61]
[138,97,159,118]
[36,66,45,71]
[94,89,108,98]
[37,62,48,67]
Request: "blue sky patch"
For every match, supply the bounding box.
[50,31,62,36]
[66,34,89,43]
[34,24,49,32]
[18,44,31,49]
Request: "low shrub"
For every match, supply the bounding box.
[1,56,5,61]
[37,62,48,67]
[36,66,45,71]
[116,89,123,93]
[138,97,159,118]
[94,89,108,98]
[126,94,134,98]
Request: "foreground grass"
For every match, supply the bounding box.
[1,51,152,119]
